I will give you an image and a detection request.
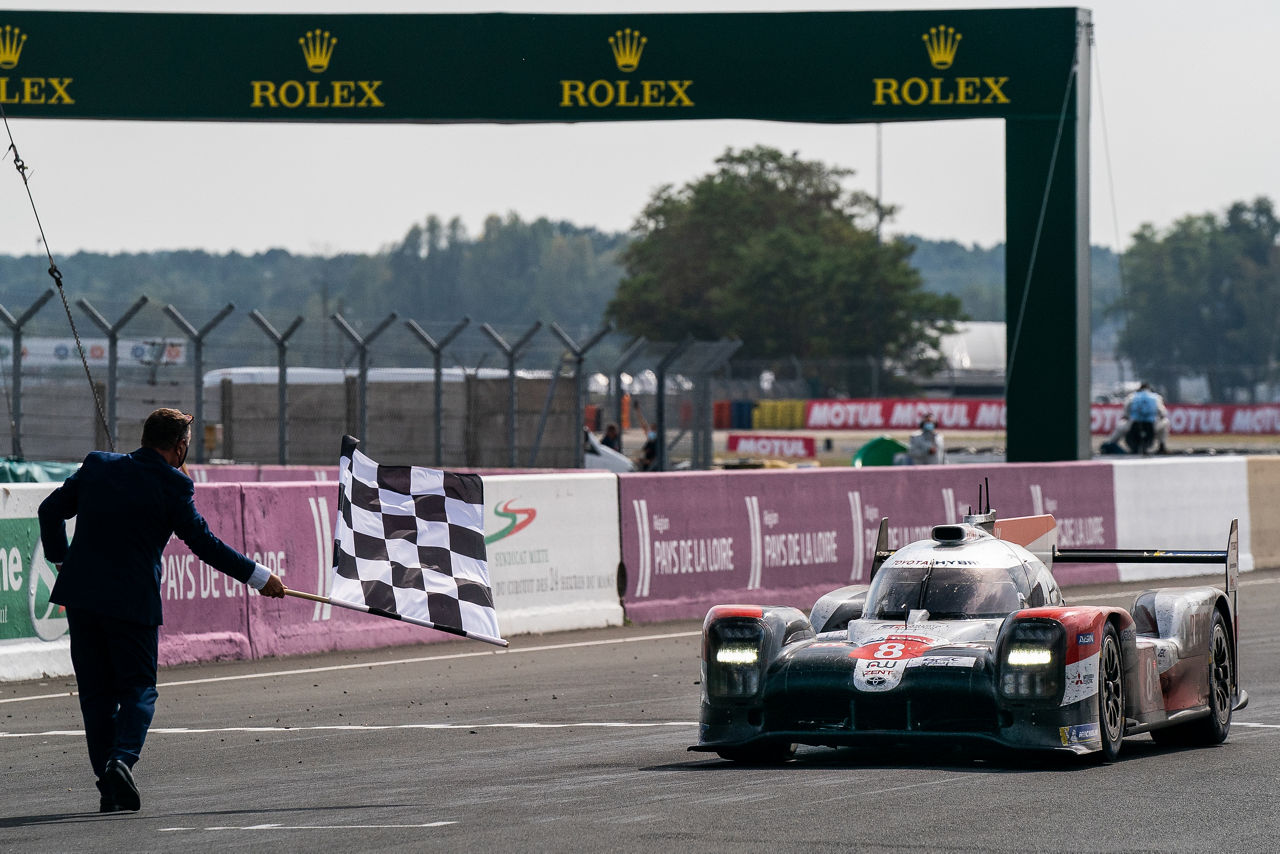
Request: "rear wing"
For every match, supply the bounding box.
[1050,517,1240,616]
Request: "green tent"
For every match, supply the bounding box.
[851,436,907,468]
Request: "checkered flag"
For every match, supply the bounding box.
[328,435,506,647]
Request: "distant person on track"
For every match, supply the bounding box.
[38,407,287,814]
[600,423,621,452]
[905,414,946,465]
[1101,383,1169,454]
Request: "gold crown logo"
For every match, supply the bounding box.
[298,29,337,74]
[0,25,28,70]
[922,25,961,69]
[608,28,647,73]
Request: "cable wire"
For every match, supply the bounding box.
[0,101,113,452]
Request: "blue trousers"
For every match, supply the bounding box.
[65,607,158,778]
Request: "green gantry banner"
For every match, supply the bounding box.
[0,8,1079,123]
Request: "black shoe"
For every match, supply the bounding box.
[103,759,141,812]
[96,778,123,813]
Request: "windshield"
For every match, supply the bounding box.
[865,564,1023,620]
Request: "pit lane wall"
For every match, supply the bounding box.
[0,458,1271,681]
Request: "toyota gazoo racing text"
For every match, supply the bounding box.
[692,500,1244,763]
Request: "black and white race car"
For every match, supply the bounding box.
[692,500,1244,763]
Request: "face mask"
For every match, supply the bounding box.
[923,422,935,432]
[176,431,190,468]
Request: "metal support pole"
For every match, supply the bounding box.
[405,316,470,466]
[609,336,646,454]
[653,336,694,473]
[249,310,303,465]
[0,288,54,457]
[480,322,542,467]
[163,302,234,463]
[550,321,613,469]
[77,296,149,450]
[331,312,398,450]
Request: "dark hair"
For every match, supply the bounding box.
[141,408,193,450]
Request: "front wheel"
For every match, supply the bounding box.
[1097,624,1125,762]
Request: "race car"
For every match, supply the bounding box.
[691,495,1244,763]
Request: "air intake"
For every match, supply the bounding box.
[932,524,966,543]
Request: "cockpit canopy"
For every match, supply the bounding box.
[864,558,1062,621]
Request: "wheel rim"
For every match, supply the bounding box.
[1101,636,1123,742]
[1210,624,1232,723]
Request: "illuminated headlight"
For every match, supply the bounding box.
[1006,647,1053,667]
[999,621,1064,700]
[707,620,766,699]
[716,646,760,666]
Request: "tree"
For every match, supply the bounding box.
[606,146,962,394]
[1118,197,1280,401]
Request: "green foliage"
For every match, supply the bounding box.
[1117,197,1280,401]
[607,146,964,393]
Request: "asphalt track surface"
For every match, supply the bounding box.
[4,569,1280,853]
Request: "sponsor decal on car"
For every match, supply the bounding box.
[1076,632,1095,646]
[854,657,905,692]
[906,656,981,669]
[1059,722,1100,746]
[1061,652,1099,705]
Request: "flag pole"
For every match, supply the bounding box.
[282,588,509,648]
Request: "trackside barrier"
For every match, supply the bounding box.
[1246,457,1280,571]
[483,474,624,634]
[1111,457,1253,582]
[618,463,1123,623]
[0,484,69,681]
[0,458,1273,682]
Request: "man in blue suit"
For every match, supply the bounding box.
[39,407,286,813]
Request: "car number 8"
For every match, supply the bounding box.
[875,642,905,659]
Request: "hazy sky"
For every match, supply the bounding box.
[0,0,1275,258]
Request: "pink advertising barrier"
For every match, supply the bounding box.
[239,482,449,658]
[618,463,1119,624]
[157,483,253,666]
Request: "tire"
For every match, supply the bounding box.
[1150,610,1233,747]
[1097,624,1125,762]
[716,742,796,764]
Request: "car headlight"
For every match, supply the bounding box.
[999,620,1065,700]
[706,619,766,699]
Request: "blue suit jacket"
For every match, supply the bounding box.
[38,447,255,626]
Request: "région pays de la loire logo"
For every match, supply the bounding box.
[486,499,537,545]
[0,24,75,106]
[251,28,384,110]
[872,24,1009,107]
[559,27,693,109]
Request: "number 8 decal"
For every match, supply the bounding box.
[875,642,905,659]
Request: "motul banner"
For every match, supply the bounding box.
[803,399,1280,435]
[726,434,816,458]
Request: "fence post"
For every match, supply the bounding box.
[77,296,149,451]
[331,312,398,450]
[550,322,613,468]
[480,322,542,467]
[163,302,235,463]
[249,310,303,465]
[654,336,694,472]
[404,316,470,466]
[0,288,55,457]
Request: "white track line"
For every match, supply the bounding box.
[0,630,699,706]
[160,822,456,831]
[0,721,697,738]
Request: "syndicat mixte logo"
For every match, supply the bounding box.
[486,499,537,545]
[871,23,1010,107]
[251,28,384,110]
[0,24,75,106]
[559,27,694,109]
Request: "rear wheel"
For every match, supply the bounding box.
[1097,624,1125,762]
[716,742,796,764]
[1150,610,1233,746]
